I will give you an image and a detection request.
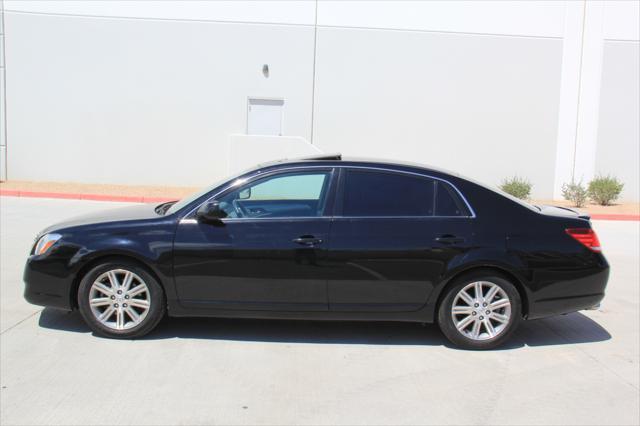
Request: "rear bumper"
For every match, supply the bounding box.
[528,293,606,319]
[23,255,75,311]
[527,265,609,320]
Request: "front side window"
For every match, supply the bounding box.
[216,171,331,218]
[342,170,435,217]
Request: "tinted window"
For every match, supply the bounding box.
[245,174,327,201]
[217,172,330,218]
[435,181,468,216]
[342,170,435,216]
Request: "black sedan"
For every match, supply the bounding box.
[24,155,609,349]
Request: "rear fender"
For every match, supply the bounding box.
[422,247,531,322]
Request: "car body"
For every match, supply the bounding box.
[24,155,609,349]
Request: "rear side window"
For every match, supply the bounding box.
[342,170,435,216]
[435,181,469,217]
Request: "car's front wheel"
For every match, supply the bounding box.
[77,261,165,338]
[438,272,521,350]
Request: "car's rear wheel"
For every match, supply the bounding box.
[438,272,521,350]
[77,261,165,338]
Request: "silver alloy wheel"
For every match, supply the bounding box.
[89,269,150,330]
[451,281,512,341]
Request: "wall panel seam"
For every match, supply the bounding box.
[603,38,640,43]
[3,10,315,28]
[4,10,565,40]
[316,24,563,40]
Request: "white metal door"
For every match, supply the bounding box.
[247,98,284,136]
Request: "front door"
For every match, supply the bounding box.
[173,169,335,311]
[327,168,473,312]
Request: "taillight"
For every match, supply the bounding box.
[565,228,602,252]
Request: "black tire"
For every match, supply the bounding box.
[437,271,521,350]
[77,260,165,339]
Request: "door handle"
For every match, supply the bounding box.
[292,236,323,246]
[435,235,465,244]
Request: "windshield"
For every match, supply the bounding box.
[164,171,250,216]
[164,178,229,216]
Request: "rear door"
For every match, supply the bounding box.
[327,168,473,312]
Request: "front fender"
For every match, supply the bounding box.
[65,224,177,308]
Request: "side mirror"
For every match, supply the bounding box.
[238,187,251,200]
[196,201,227,223]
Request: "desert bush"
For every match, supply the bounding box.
[500,176,532,200]
[561,180,588,207]
[588,175,624,206]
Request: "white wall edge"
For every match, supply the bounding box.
[572,1,605,185]
[3,0,316,26]
[553,0,585,198]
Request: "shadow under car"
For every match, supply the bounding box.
[37,307,611,350]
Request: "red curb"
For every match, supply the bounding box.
[143,196,179,203]
[1,189,639,221]
[0,189,177,204]
[590,214,640,221]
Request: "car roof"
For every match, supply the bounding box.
[256,153,464,179]
[256,153,539,213]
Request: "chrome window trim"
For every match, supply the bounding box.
[179,217,334,225]
[182,215,470,225]
[179,164,476,224]
[332,216,473,220]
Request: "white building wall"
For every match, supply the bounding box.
[4,8,315,185]
[312,27,562,198]
[1,1,638,201]
[4,0,316,25]
[0,0,6,181]
[315,1,566,37]
[595,1,640,202]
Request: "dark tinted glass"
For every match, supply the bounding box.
[435,181,468,216]
[343,170,435,216]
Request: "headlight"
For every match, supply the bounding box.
[34,233,62,255]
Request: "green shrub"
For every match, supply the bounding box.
[500,176,532,200]
[588,175,624,206]
[561,180,588,207]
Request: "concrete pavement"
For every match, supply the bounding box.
[1,197,638,425]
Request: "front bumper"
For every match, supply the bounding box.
[23,254,76,311]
